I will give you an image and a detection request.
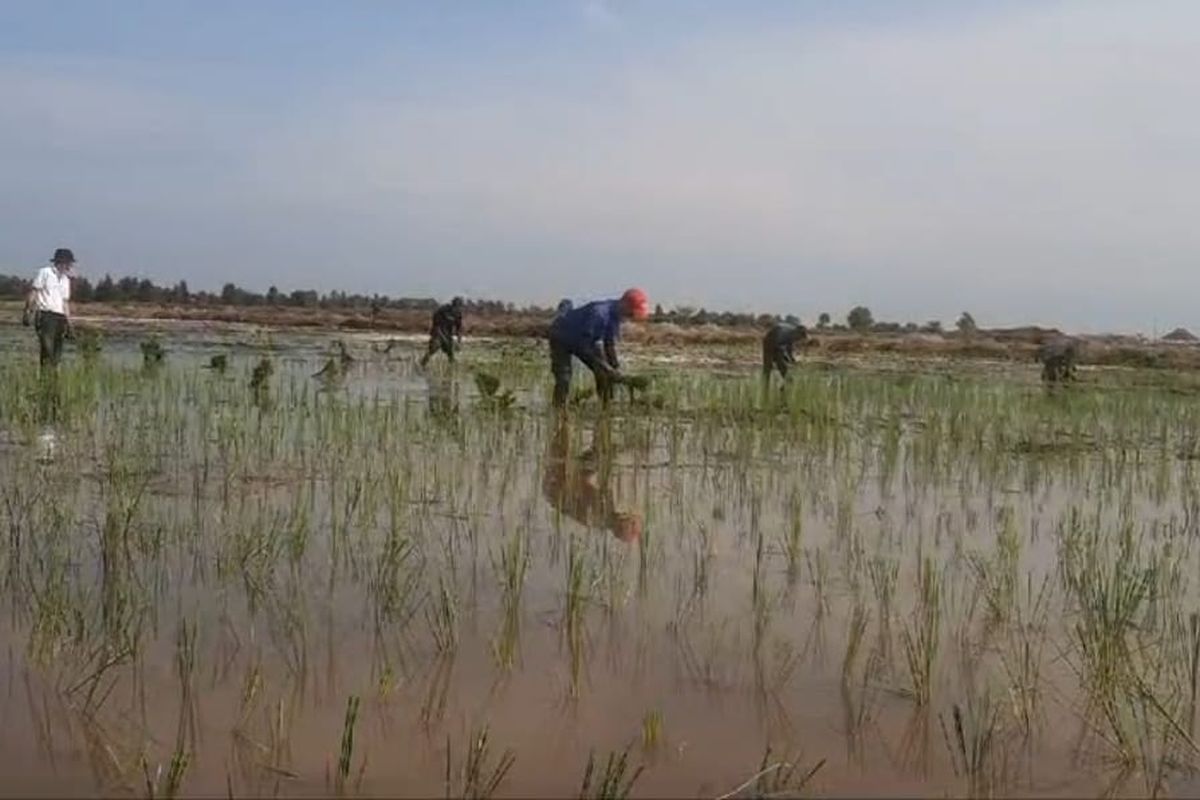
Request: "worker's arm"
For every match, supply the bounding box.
[455,312,463,343]
[580,340,619,379]
[603,337,620,373]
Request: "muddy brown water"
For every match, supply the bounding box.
[0,325,1195,797]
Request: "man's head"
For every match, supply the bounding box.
[52,248,75,273]
[451,296,464,308]
[619,288,650,321]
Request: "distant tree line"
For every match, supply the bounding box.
[0,273,519,315]
[0,272,979,333]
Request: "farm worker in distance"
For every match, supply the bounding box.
[762,321,809,383]
[24,248,75,368]
[542,418,642,543]
[548,288,650,407]
[419,296,464,367]
[1036,337,1079,383]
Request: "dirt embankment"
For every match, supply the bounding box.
[3,300,1197,370]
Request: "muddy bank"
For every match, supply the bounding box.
[2,300,1197,370]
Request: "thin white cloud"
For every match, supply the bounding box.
[581,0,618,29]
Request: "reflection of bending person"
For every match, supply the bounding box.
[542,421,642,543]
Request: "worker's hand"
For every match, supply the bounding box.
[21,307,32,327]
[64,321,75,340]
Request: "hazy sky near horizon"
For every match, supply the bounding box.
[1,1,1197,333]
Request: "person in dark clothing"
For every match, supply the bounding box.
[24,248,75,369]
[1036,337,1079,383]
[762,322,809,383]
[419,296,464,366]
[548,288,649,407]
[542,418,642,543]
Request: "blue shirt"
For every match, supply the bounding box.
[550,299,621,350]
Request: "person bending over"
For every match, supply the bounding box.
[548,288,649,407]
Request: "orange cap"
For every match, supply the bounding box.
[620,288,650,321]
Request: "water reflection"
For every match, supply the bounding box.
[426,371,460,423]
[542,417,641,543]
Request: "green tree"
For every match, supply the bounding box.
[847,306,874,332]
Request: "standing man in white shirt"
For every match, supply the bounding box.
[24,248,75,368]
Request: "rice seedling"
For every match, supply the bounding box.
[445,726,516,800]
[313,357,345,385]
[641,709,664,756]
[474,370,516,411]
[491,528,529,670]
[716,745,825,799]
[577,746,643,800]
[940,691,1007,799]
[140,336,166,368]
[249,356,273,403]
[427,574,460,654]
[74,327,103,361]
[900,557,942,707]
[334,694,361,796]
[563,535,595,696]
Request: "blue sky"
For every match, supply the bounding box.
[1,1,1197,332]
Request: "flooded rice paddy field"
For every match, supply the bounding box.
[5,327,1200,797]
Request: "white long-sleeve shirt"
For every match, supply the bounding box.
[32,266,71,315]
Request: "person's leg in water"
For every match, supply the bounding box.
[775,347,791,381]
[419,330,436,367]
[761,337,774,385]
[420,326,448,367]
[34,314,65,426]
[36,313,53,368]
[763,339,789,382]
[37,312,67,369]
[440,328,456,364]
[550,336,574,407]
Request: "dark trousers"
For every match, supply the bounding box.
[36,311,67,368]
[762,339,792,381]
[421,327,456,365]
[550,336,614,407]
